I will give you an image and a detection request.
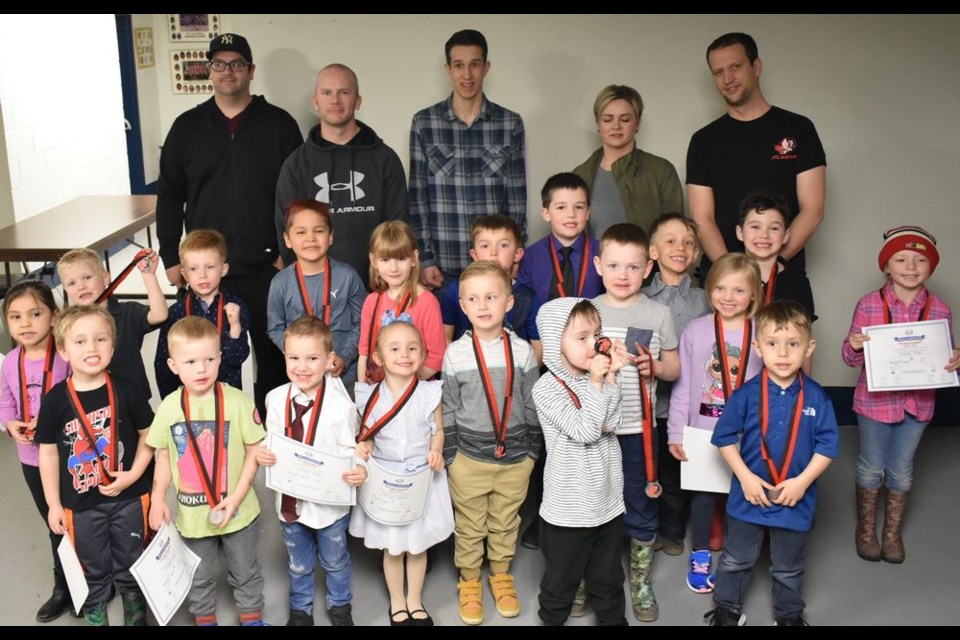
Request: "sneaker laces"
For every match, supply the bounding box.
[691,559,710,575]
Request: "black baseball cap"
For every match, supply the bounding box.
[207,33,252,64]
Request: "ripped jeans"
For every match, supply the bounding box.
[280,515,352,611]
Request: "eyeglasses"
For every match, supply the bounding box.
[209,59,249,72]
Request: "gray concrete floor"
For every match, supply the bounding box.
[2,235,959,625]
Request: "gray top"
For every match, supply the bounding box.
[588,166,627,236]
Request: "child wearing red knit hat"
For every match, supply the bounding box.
[841,226,960,564]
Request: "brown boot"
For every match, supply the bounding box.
[855,485,881,561]
[881,489,909,564]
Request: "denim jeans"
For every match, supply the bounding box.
[713,515,807,620]
[281,515,352,611]
[618,433,658,542]
[856,413,928,492]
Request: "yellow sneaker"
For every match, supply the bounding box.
[488,572,521,618]
[458,578,484,625]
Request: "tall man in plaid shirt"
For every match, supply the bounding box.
[409,29,527,296]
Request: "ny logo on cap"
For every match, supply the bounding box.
[314,171,366,202]
[221,34,234,44]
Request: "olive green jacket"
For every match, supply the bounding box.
[573,147,683,232]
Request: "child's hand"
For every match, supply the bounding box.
[211,494,241,529]
[149,499,171,531]
[588,352,611,384]
[668,443,687,462]
[99,470,136,497]
[946,348,960,373]
[224,302,241,328]
[772,477,810,508]
[255,445,276,467]
[342,465,367,486]
[738,471,776,508]
[607,340,630,376]
[427,449,444,471]
[47,504,67,535]
[848,332,870,352]
[137,249,160,275]
[632,347,653,378]
[6,419,34,445]
[329,354,345,378]
[355,440,372,461]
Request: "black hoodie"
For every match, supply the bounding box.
[275,120,408,285]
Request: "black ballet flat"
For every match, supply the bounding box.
[389,607,412,626]
[408,608,434,626]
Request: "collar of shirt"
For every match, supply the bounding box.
[443,93,490,125]
[881,280,928,317]
[646,272,692,296]
[766,371,803,397]
[552,231,588,255]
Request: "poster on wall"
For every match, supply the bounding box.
[170,50,214,95]
[168,14,220,43]
[135,28,155,68]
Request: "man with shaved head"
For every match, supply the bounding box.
[276,63,409,284]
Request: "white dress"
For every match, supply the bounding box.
[348,379,454,555]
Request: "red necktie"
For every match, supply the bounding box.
[280,399,314,523]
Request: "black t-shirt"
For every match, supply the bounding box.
[767,259,817,322]
[36,376,155,511]
[108,297,157,401]
[686,106,826,274]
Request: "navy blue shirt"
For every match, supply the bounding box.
[441,276,541,342]
[516,233,603,308]
[712,372,839,532]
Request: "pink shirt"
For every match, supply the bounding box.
[842,282,953,424]
[0,345,71,466]
[358,289,446,374]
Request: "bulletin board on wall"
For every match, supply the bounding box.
[169,50,213,95]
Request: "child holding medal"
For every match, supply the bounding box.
[668,253,763,594]
[257,316,366,626]
[842,226,960,564]
[147,317,267,626]
[36,305,155,626]
[268,200,364,386]
[154,229,251,398]
[705,301,838,627]
[441,260,541,625]
[349,318,453,626]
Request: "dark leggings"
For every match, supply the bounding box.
[690,491,717,551]
[22,463,65,582]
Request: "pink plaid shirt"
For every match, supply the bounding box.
[841,282,954,423]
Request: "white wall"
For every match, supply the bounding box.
[132,14,163,185]
[0,14,130,220]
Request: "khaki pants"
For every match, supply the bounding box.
[447,453,535,579]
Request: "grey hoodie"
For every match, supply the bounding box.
[532,297,625,527]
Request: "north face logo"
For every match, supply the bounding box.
[314,171,365,203]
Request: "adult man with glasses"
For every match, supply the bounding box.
[157,33,303,414]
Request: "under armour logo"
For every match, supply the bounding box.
[314,171,365,203]
[221,34,234,44]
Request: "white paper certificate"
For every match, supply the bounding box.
[680,426,732,494]
[863,319,959,392]
[130,522,200,626]
[358,459,431,525]
[265,431,356,506]
[57,536,89,614]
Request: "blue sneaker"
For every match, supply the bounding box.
[686,550,716,593]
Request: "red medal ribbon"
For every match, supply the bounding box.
[764,262,778,305]
[551,373,581,409]
[357,378,419,443]
[636,345,661,497]
[295,260,331,325]
[181,383,226,509]
[713,314,752,401]
[758,370,805,486]
[18,337,56,423]
[366,290,412,355]
[548,235,591,298]
[95,247,152,304]
[66,372,118,486]
[881,287,931,324]
[284,379,326,446]
[186,291,224,335]
[472,330,514,459]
